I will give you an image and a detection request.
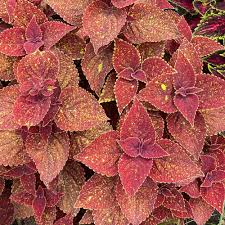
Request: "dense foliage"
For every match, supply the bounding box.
[0,0,224,225]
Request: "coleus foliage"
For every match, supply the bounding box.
[0,0,224,225]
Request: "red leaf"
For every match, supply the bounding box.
[80,210,94,224]
[177,16,192,42]
[114,78,138,113]
[189,197,214,225]
[180,180,201,199]
[54,214,73,225]
[38,206,56,225]
[44,189,63,208]
[191,36,224,57]
[113,39,141,73]
[201,106,225,136]
[0,130,29,167]
[57,161,85,215]
[138,73,177,113]
[0,27,26,56]
[0,178,4,195]
[116,178,158,225]
[93,206,129,225]
[0,85,20,130]
[142,57,175,82]
[33,185,46,222]
[149,111,164,139]
[118,154,153,195]
[55,86,107,131]
[20,173,36,195]
[82,43,113,95]
[167,112,206,159]
[201,170,225,187]
[124,3,179,44]
[40,21,74,50]
[0,198,14,225]
[196,74,225,110]
[150,139,203,183]
[13,0,47,28]
[25,132,69,186]
[75,174,116,210]
[11,190,34,206]
[45,0,89,26]
[111,0,136,8]
[16,50,59,83]
[201,183,225,213]
[75,131,121,177]
[83,0,127,53]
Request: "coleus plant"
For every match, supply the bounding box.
[0,0,225,225]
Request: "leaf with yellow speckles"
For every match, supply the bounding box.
[0,130,29,166]
[0,27,26,56]
[0,53,17,80]
[0,85,20,130]
[25,132,69,186]
[57,161,85,215]
[123,3,179,44]
[167,112,206,160]
[113,39,141,74]
[40,21,75,50]
[83,0,127,54]
[138,73,177,113]
[142,57,176,82]
[111,0,136,8]
[80,210,94,224]
[75,174,116,210]
[200,182,225,214]
[54,214,73,225]
[93,205,129,225]
[82,43,113,95]
[116,178,158,225]
[13,0,47,28]
[196,74,225,110]
[149,139,203,183]
[55,86,108,131]
[75,131,121,177]
[189,197,214,225]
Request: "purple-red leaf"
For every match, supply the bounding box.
[55,86,108,131]
[111,0,136,8]
[83,0,127,53]
[75,174,116,210]
[75,131,121,177]
[116,178,158,225]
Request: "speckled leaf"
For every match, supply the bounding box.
[13,0,47,27]
[177,16,192,42]
[83,0,127,53]
[191,36,224,57]
[13,96,51,127]
[40,21,74,50]
[25,132,69,186]
[38,206,56,225]
[80,210,94,224]
[45,0,89,26]
[124,3,179,44]
[82,43,113,95]
[13,202,34,220]
[20,173,36,195]
[116,178,158,225]
[0,130,29,166]
[75,131,121,177]
[16,50,59,83]
[201,106,225,136]
[180,180,201,198]
[118,154,153,196]
[138,73,177,113]
[0,85,20,130]
[0,53,17,80]
[33,186,46,222]
[57,161,85,215]
[111,0,136,8]
[0,27,26,56]
[55,86,108,131]
[189,197,214,225]
[194,13,225,38]
[142,57,175,82]
[54,214,73,225]
[167,112,206,159]
[149,112,164,139]
[137,42,165,60]
[120,99,156,142]
[93,206,129,225]
[0,198,14,225]
[75,174,116,210]
[200,182,225,213]
[113,39,141,73]
[150,139,203,183]
[99,71,116,103]
[196,74,225,110]
[54,49,79,89]
[114,78,138,114]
